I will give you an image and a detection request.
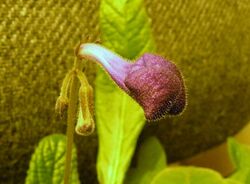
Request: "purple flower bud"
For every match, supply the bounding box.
[78,43,186,121]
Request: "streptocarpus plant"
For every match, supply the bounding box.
[57,0,186,184]
[57,43,186,184]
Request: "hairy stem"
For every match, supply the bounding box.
[63,58,82,184]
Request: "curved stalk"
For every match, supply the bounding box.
[63,59,82,184]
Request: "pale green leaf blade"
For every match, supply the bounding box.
[25,134,80,184]
[151,167,226,184]
[228,138,250,183]
[100,0,155,59]
[225,179,244,184]
[137,136,166,169]
[125,137,166,184]
[125,169,144,184]
[97,0,156,184]
[228,138,250,169]
[230,170,250,184]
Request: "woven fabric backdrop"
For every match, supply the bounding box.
[1,0,250,183]
[0,0,100,183]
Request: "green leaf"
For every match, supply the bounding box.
[228,138,250,169]
[25,134,80,184]
[100,0,155,59]
[97,0,156,184]
[151,167,226,184]
[125,137,167,184]
[228,138,250,183]
[225,179,243,184]
[230,169,250,184]
[137,137,166,170]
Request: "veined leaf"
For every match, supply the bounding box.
[151,167,226,184]
[97,0,156,184]
[100,0,155,59]
[25,134,80,184]
[125,137,167,184]
[228,138,250,183]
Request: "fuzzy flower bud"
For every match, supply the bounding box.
[55,96,69,118]
[75,71,95,136]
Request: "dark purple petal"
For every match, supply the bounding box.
[124,53,186,120]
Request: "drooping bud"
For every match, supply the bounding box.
[75,71,95,136]
[77,43,186,121]
[55,71,73,117]
[76,105,95,136]
[55,96,69,118]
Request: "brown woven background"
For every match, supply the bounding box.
[0,0,100,183]
[1,0,250,183]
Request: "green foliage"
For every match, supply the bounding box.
[143,138,250,184]
[125,137,166,184]
[25,134,80,184]
[151,167,229,184]
[228,138,250,169]
[125,137,250,184]
[225,179,243,184]
[100,0,155,59]
[96,0,155,184]
[228,138,250,183]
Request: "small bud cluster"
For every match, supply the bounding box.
[55,64,95,136]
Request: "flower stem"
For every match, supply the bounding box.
[63,58,82,184]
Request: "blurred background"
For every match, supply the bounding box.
[0,0,250,183]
